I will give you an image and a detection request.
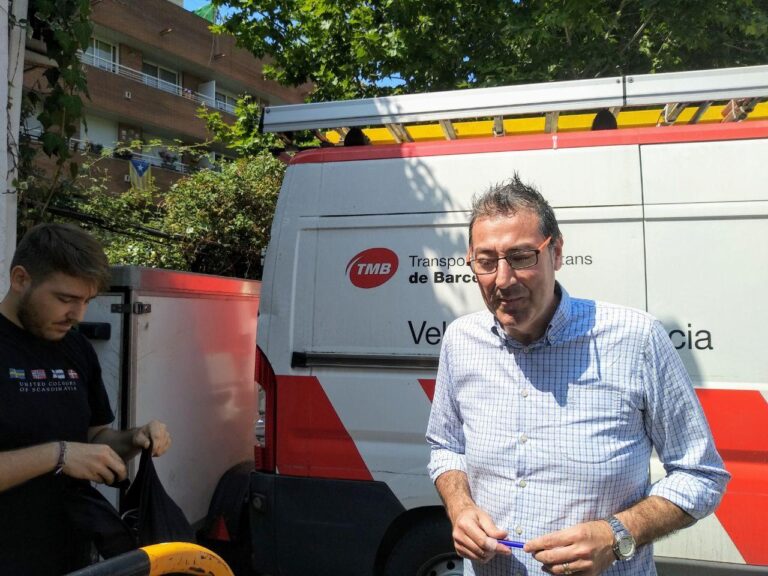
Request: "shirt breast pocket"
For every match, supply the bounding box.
[559,384,626,464]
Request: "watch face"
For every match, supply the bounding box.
[618,536,635,557]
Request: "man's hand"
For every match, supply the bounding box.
[131,420,171,456]
[61,442,127,485]
[451,505,512,564]
[524,520,615,575]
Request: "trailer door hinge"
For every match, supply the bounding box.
[111,302,152,314]
[133,302,152,314]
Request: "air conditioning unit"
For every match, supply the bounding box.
[124,90,131,100]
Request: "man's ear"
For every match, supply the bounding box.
[552,236,564,271]
[8,266,33,294]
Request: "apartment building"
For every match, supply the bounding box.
[24,0,308,192]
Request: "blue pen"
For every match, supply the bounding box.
[498,539,526,549]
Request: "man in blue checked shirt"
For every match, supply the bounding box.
[426,174,729,576]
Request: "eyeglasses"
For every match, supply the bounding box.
[469,236,552,275]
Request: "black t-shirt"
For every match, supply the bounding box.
[0,312,114,575]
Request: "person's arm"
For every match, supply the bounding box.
[435,470,511,563]
[524,496,693,575]
[426,326,510,563]
[525,320,728,576]
[0,440,128,492]
[0,443,60,492]
[88,419,171,461]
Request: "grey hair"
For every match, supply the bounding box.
[468,173,561,248]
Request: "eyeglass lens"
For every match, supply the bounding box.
[471,250,538,274]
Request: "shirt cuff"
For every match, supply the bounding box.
[647,471,728,520]
[428,448,466,483]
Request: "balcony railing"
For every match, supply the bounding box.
[70,138,193,174]
[24,129,220,176]
[79,52,236,115]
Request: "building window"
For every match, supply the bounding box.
[118,124,143,144]
[84,38,117,72]
[215,91,238,114]
[142,62,180,95]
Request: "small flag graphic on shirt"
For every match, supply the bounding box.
[67,369,80,380]
[52,369,66,379]
[31,369,47,380]
[9,368,25,379]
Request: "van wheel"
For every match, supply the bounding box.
[383,516,463,576]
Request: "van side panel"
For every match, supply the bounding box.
[641,137,768,566]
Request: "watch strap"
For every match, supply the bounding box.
[604,515,635,561]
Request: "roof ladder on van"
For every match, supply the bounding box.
[260,64,768,144]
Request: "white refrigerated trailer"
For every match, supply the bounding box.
[82,266,260,527]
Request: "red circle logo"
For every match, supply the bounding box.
[346,248,399,289]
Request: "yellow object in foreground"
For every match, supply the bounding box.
[143,542,235,576]
[64,542,235,576]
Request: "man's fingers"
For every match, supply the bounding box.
[525,528,572,554]
[151,430,171,456]
[64,443,126,484]
[452,507,510,562]
[135,421,171,456]
[454,530,486,559]
[96,446,126,484]
[527,521,616,576]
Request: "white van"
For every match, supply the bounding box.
[212,66,768,575]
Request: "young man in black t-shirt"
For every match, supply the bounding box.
[0,223,172,575]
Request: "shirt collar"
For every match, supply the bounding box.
[487,282,572,348]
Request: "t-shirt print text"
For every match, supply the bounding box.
[9,368,79,392]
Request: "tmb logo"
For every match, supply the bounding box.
[346,248,399,289]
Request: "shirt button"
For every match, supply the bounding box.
[519,434,528,444]
[520,389,529,398]
[522,347,530,353]
[515,526,523,535]
[518,479,527,488]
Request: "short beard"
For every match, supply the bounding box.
[17,290,67,341]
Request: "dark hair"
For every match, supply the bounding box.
[11,223,111,291]
[469,173,561,247]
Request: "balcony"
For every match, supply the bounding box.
[22,133,190,195]
[89,0,309,105]
[79,52,236,115]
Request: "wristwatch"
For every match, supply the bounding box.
[604,515,636,561]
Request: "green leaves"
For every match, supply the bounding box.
[64,154,285,279]
[19,0,93,222]
[213,0,768,101]
[198,96,285,155]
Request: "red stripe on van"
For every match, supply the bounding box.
[276,375,373,481]
[419,379,436,402]
[696,389,768,565]
[290,121,768,165]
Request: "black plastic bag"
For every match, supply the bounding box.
[62,478,137,560]
[120,446,196,546]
